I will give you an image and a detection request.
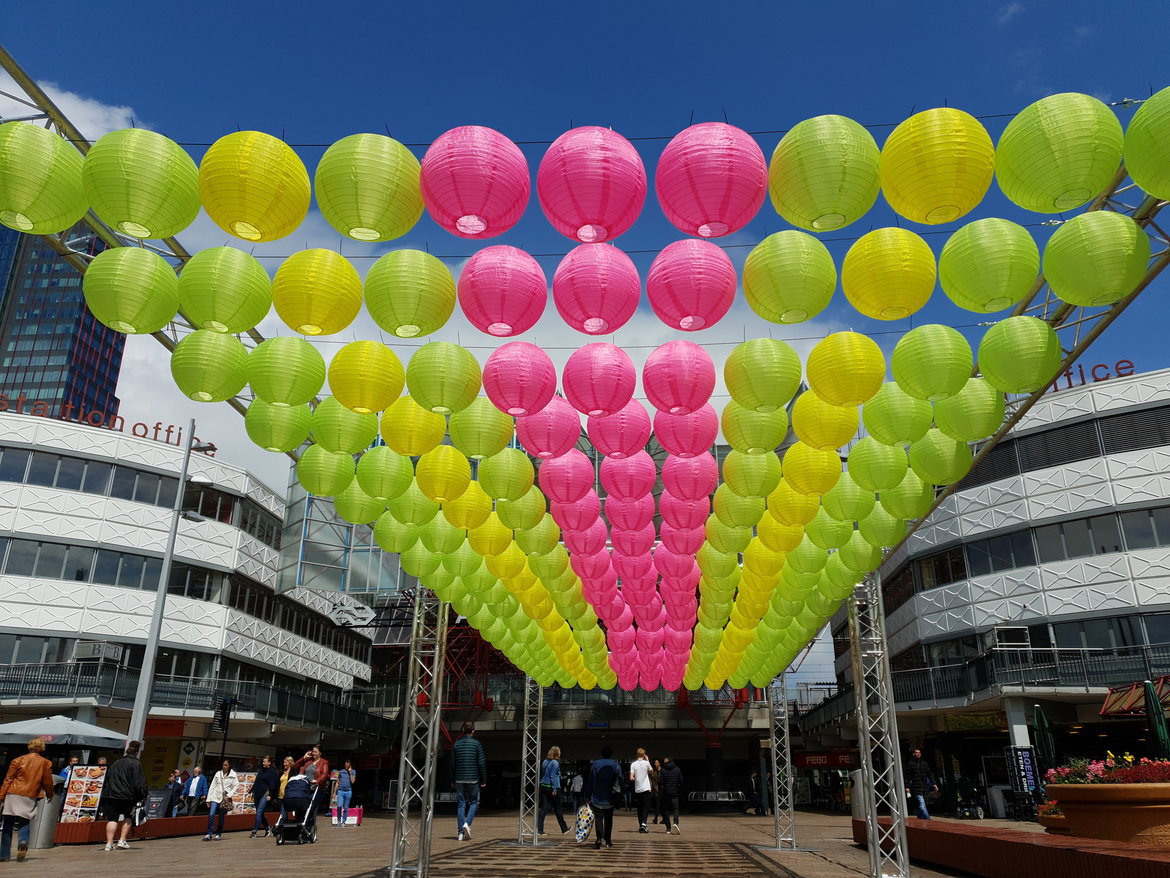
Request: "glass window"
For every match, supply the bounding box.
[55,456,85,491]
[141,557,162,590]
[0,634,15,664]
[25,451,57,487]
[5,540,37,576]
[81,460,112,495]
[1122,510,1157,550]
[1061,519,1092,559]
[1053,620,1084,649]
[156,476,178,509]
[14,636,43,664]
[1153,507,1170,547]
[33,542,65,579]
[985,535,1016,572]
[1009,530,1036,567]
[92,550,121,585]
[1035,524,1065,563]
[133,472,160,506]
[110,467,136,501]
[217,494,235,525]
[966,539,992,577]
[1145,614,1170,646]
[64,546,94,582]
[117,554,145,589]
[1090,514,1123,555]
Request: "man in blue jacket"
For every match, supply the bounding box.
[451,723,486,842]
[182,766,208,816]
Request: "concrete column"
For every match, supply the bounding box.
[1002,697,1032,748]
[72,705,97,724]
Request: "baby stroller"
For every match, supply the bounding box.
[954,776,985,820]
[274,785,321,845]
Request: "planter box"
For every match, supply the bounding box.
[1048,783,1170,846]
[1037,813,1071,835]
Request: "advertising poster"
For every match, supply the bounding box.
[234,772,257,814]
[60,764,107,824]
[142,739,181,789]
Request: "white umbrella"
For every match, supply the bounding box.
[0,715,124,747]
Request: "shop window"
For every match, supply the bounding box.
[14,636,44,664]
[1153,507,1170,546]
[133,472,160,505]
[0,449,25,483]
[1061,518,1092,559]
[1035,523,1064,563]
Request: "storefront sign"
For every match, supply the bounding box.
[943,712,1007,732]
[795,751,858,769]
[1005,745,1038,794]
[1049,359,1136,393]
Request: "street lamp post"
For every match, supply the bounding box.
[126,418,215,746]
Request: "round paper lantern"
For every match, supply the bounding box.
[842,228,936,321]
[563,517,608,555]
[721,402,788,455]
[823,553,864,595]
[553,244,640,334]
[444,544,485,579]
[655,122,766,237]
[996,93,1123,212]
[806,507,854,550]
[661,453,718,501]
[660,522,704,555]
[420,125,529,238]
[479,448,535,502]
[333,481,387,525]
[892,324,972,402]
[848,437,908,492]
[757,512,804,553]
[792,391,859,450]
[880,108,994,224]
[705,516,752,555]
[607,494,655,531]
[862,383,932,447]
[443,480,492,530]
[934,378,1005,442]
[481,342,556,418]
[315,133,422,241]
[374,511,419,554]
[327,341,404,415]
[562,343,636,417]
[786,537,828,575]
[401,541,443,578]
[743,231,837,324]
[0,122,87,234]
[600,452,656,501]
[767,479,820,527]
[516,396,580,459]
[806,332,885,407]
[458,245,547,336]
[468,512,513,556]
[447,397,513,460]
[724,338,802,414]
[643,341,715,415]
[713,484,765,528]
[364,249,456,338]
[515,514,561,557]
[654,404,719,457]
[588,400,651,459]
[939,218,1040,313]
[388,481,441,529]
[820,471,875,522]
[356,446,413,501]
[782,442,840,497]
[83,128,199,238]
[1125,85,1170,199]
[768,114,881,231]
[879,468,935,520]
[83,247,179,334]
[646,239,737,331]
[296,444,354,496]
[859,506,906,548]
[838,531,883,573]
[272,249,362,335]
[978,316,1062,394]
[416,445,471,503]
[612,522,656,556]
[177,247,272,333]
[406,342,481,415]
[538,448,595,504]
[722,450,782,499]
[1044,211,1149,307]
[311,397,379,454]
[380,395,446,456]
[420,516,465,554]
[537,126,646,242]
[248,337,326,406]
[198,130,309,242]
[660,492,710,530]
[245,400,311,453]
[909,428,972,486]
[170,330,249,402]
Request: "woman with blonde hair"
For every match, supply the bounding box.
[0,738,54,862]
[537,745,570,835]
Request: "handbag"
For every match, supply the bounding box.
[574,804,594,843]
[221,796,234,813]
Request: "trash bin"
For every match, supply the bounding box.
[31,778,64,849]
[850,770,865,820]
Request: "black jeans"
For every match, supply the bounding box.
[593,804,613,844]
[662,793,680,828]
[537,787,569,833]
[635,790,651,827]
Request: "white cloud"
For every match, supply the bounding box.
[0,72,137,140]
[994,2,1024,26]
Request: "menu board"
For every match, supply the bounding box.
[60,765,107,824]
[234,772,257,814]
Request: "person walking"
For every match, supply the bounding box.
[629,748,652,833]
[584,745,621,849]
[451,722,486,842]
[294,746,329,833]
[649,758,661,824]
[658,756,683,834]
[164,769,185,817]
[249,756,279,837]
[182,765,208,816]
[203,759,239,841]
[276,755,294,826]
[101,740,147,852]
[0,737,54,862]
[334,759,356,827]
[904,748,938,820]
[570,771,584,811]
[746,769,764,816]
[537,745,570,835]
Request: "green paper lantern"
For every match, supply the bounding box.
[388,481,441,529]
[782,442,840,498]
[419,515,465,554]
[427,566,462,595]
[406,342,482,415]
[722,450,782,499]
[939,218,1039,313]
[841,229,936,322]
[765,479,819,527]
[723,338,802,413]
[1125,85,1170,200]
[892,324,972,402]
[380,395,446,456]
[272,249,363,336]
[83,128,200,239]
[909,427,972,486]
[449,397,515,460]
[713,484,766,529]
[333,480,387,525]
[978,316,1062,394]
[401,540,442,578]
[530,543,570,580]
[296,444,354,496]
[443,480,492,530]
[820,471,876,522]
[83,247,179,334]
[311,396,379,454]
[1043,211,1149,307]
[479,448,535,502]
[328,341,404,414]
[786,536,828,574]
[496,486,547,531]
[838,530,883,573]
[416,444,471,503]
[768,114,880,231]
[848,437,908,492]
[315,133,423,242]
[721,400,788,454]
[859,505,906,548]
[515,514,561,556]
[0,121,87,234]
[757,510,806,553]
[365,249,457,338]
[249,337,326,406]
[806,507,854,550]
[791,391,858,450]
[996,92,1123,213]
[933,378,1005,442]
[170,330,249,403]
[245,399,311,453]
[356,445,413,501]
[806,331,885,407]
[373,511,419,554]
[823,553,863,595]
[742,230,837,323]
[879,468,935,520]
[177,247,272,333]
[704,516,752,555]
[862,383,932,447]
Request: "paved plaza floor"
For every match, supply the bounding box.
[25,810,1034,877]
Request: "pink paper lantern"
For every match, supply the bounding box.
[609,603,636,632]
[664,626,693,652]
[661,667,685,691]
[636,627,666,652]
[563,518,608,555]
[537,448,595,504]
[570,548,612,580]
[660,521,705,554]
[553,243,641,334]
[516,396,580,459]
[562,343,636,417]
[662,565,700,592]
[654,548,696,579]
[550,493,600,530]
[659,492,710,530]
[587,400,652,459]
[611,522,656,556]
[661,453,718,501]
[653,404,718,458]
[612,551,653,581]
[604,494,655,531]
[600,451,657,501]
[608,634,636,657]
[420,126,530,238]
[632,595,665,623]
[483,341,556,416]
[664,595,699,622]
[537,126,647,243]
[457,245,547,337]
[643,340,715,415]
[646,239,736,331]
[624,576,659,601]
[655,122,767,238]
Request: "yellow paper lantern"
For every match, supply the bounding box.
[861,382,932,447]
[723,338,802,413]
[311,396,379,454]
[356,445,413,501]
[443,480,492,530]
[486,542,528,580]
[0,121,87,234]
[296,444,354,496]
[314,133,423,242]
[782,442,840,497]
[820,470,875,521]
[933,378,1005,443]
[177,247,272,333]
[765,479,820,527]
[1125,85,1170,200]
[170,330,249,402]
[722,450,782,499]
[879,107,994,224]
[468,512,514,557]
[791,391,858,450]
[757,511,805,553]
[977,316,1062,395]
[365,249,457,338]
[83,247,179,334]
[198,130,310,242]
[380,395,447,457]
[245,400,311,453]
[449,397,515,460]
[742,231,837,324]
[806,332,885,407]
[272,249,363,336]
[909,428,972,486]
[721,401,788,454]
[891,324,972,402]
[939,218,1039,313]
[248,337,326,407]
[1043,211,1150,307]
[842,228,936,321]
[406,342,482,415]
[416,444,471,503]
[328,341,405,415]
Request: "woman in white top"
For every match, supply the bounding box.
[629,748,652,833]
[203,759,240,841]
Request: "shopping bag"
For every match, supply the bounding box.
[574,804,594,842]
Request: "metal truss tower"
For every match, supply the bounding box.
[763,678,797,850]
[516,677,543,845]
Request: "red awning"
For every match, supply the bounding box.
[1100,675,1170,717]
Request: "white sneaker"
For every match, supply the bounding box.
[671,823,680,834]
[461,823,472,839]
[116,840,130,849]
[457,830,464,842]
[104,844,114,851]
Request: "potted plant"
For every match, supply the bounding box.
[1036,800,1070,835]
[1046,753,1170,845]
